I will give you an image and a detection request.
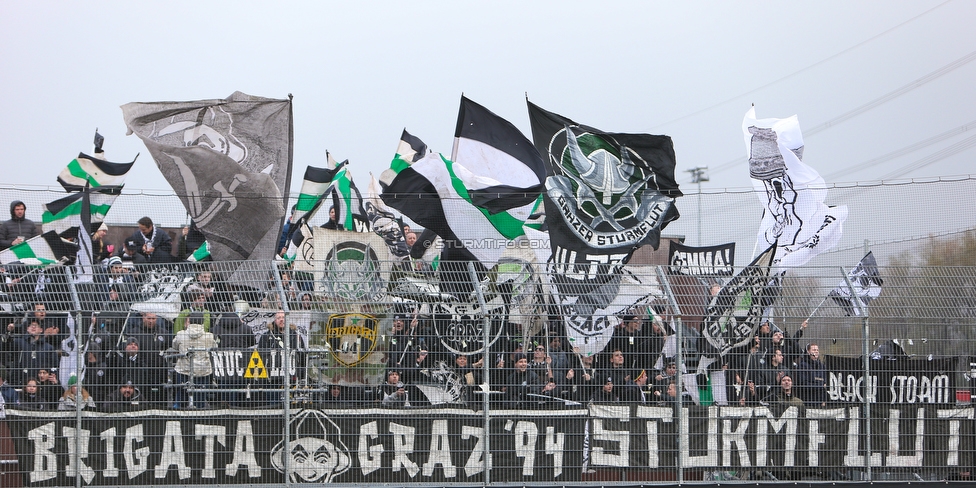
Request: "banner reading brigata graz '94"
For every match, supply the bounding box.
[5,408,585,485]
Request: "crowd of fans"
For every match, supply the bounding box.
[0,207,830,414]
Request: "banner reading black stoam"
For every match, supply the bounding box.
[825,355,957,405]
[6,407,586,485]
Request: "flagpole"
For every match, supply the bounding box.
[807,295,830,320]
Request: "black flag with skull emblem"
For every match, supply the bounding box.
[527,100,681,263]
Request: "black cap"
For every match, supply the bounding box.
[125,336,140,347]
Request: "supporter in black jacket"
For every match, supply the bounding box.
[8,320,59,387]
[18,378,55,410]
[107,337,167,407]
[102,380,146,412]
[127,216,173,263]
[0,200,39,250]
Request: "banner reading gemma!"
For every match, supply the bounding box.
[667,241,735,277]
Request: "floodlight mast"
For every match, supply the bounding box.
[685,167,709,246]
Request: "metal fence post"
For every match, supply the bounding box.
[63,266,84,488]
[841,265,872,481]
[467,261,491,485]
[656,265,684,484]
[270,260,292,486]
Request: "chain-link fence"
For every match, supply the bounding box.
[1,177,975,486]
[1,254,974,486]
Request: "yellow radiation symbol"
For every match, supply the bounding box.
[244,349,268,379]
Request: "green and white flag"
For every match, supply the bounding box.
[380,128,428,189]
[284,219,315,265]
[41,189,118,236]
[327,165,370,233]
[0,231,76,266]
[294,162,347,225]
[381,97,545,265]
[186,240,212,262]
[57,153,134,193]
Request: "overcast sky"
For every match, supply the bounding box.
[2,1,973,205]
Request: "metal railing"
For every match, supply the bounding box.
[0,257,974,486]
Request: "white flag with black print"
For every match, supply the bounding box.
[743,106,847,270]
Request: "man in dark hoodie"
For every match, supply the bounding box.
[0,200,39,250]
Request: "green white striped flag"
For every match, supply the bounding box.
[186,240,211,262]
[0,231,77,266]
[381,97,545,264]
[57,153,134,193]
[41,189,118,236]
[294,162,346,225]
[327,165,370,232]
[284,219,314,264]
[380,128,428,189]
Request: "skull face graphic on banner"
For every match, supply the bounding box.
[271,410,351,483]
[545,128,676,258]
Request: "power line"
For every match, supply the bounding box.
[878,133,976,180]
[804,50,976,137]
[825,120,976,181]
[708,49,976,178]
[651,1,952,131]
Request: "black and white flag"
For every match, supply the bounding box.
[75,184,95,283]
[829,251,884,316]
[528,100,681,262]
[701,243,778,356]
[122,91,294,261]
[743,107,846,269]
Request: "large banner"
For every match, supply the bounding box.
[6,403,976,485]
[5,408,586,485]
[586,403,975,472]
[122,91,293,262]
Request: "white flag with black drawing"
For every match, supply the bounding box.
[743,106,847,269]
